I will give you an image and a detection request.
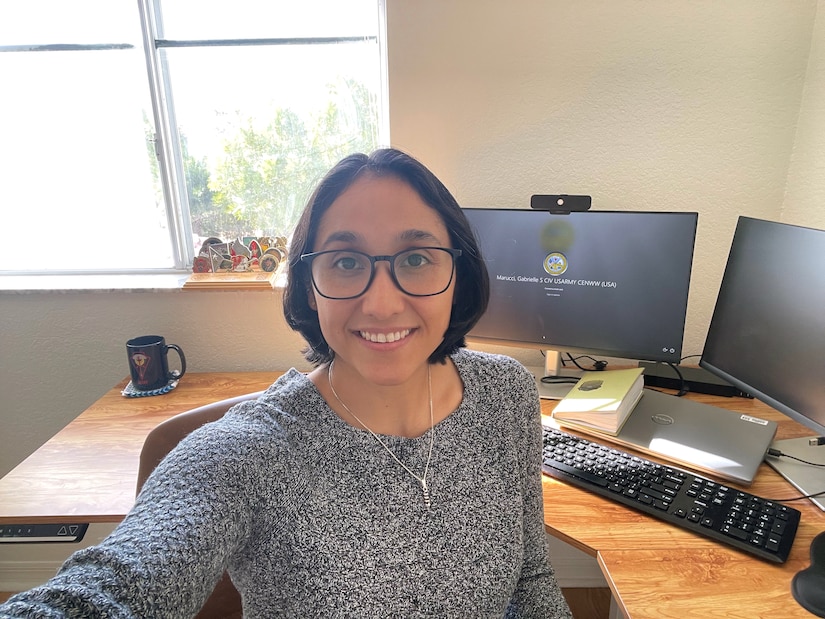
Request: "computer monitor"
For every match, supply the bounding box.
[463,208,698,398]
[700,216,825,510]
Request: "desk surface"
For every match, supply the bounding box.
[0,372,280,522]
[1,372,823,618]
[542,391,825,619]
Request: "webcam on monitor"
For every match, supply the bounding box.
[530,194,591,214]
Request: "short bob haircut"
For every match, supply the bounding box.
[283,148,490,366]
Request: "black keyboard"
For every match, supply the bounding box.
[542,426,801,563]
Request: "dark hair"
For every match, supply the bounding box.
[283,148,489,365]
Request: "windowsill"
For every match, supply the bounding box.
[0,273,191,294]
[0,271,288,294]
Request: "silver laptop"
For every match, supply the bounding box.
[553,388,777,485]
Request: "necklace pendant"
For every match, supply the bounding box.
[328,361,435,512]
[421,478,431,511]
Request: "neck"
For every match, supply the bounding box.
[326,360,433,438]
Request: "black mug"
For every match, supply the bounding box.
[126,335,187,391]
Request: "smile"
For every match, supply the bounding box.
[358,329,412,343]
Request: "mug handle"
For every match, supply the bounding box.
[165,344,187,380]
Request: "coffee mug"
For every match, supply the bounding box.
[126,335,187,391]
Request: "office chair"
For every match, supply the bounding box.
[136,390,264,619]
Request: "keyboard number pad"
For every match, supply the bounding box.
[720,491,792,553]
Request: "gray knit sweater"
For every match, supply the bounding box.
[0,349,572,618]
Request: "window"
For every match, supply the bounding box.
[0,0,386,274]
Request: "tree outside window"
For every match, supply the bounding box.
[0,0,385,273]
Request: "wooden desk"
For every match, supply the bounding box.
[0,372,280,522]
[543,392,825,619]
[1,374,823,618]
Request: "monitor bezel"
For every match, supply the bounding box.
[463,207,699,365]
[699,215,825,437]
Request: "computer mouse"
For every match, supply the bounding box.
[792,530,825,617]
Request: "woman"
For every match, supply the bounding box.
[0,149,572,618]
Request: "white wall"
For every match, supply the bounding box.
[785,1,825,228]
[0,289,311,477]
[386,0,819,358]
[2,0,823,477]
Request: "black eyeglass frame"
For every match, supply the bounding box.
[300,247,463,300]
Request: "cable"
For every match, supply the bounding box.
[565,353,608,371]
[761,489,825,503]
[664,362,689,397]
[767,447,825,467]
[540,375,579,385]
[539,352,608,383]
[761,447,825,503]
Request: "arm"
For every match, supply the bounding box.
[505,365,573,619]
[0,415,265,618]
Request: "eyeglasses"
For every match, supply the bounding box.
[300,247,462,300]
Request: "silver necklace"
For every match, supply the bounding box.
[327,360,434,510]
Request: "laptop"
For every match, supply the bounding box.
[550,388,777,485]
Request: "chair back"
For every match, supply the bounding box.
[136,390,264,619]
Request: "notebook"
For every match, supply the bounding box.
[550,388,777,485]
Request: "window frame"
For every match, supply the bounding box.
[141,0,388,272]
[0,0,388,279]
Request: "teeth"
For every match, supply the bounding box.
[359,329,411,343]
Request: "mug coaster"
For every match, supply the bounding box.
[121,378,179,398]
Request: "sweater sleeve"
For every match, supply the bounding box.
[0,404,274,619]
[503,362,573,619]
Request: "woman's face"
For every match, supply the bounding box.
[309,174,456,386]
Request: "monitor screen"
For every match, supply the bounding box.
[700,216,825,436]
[463,208,698,365]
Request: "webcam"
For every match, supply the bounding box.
[530,194,592,214]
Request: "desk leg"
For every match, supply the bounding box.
[609,596,626,619]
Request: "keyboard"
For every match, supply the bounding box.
[542,426,801,563]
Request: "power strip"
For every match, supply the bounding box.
[638,362,752,398]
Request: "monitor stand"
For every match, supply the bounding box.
[765,437,825,512]
[531,349,583,400]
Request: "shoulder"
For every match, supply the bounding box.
[450,350,542,457]
[451,348,539,410]
[140,370,323,506]
[171,369,321,467]
[452,348,535,386]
